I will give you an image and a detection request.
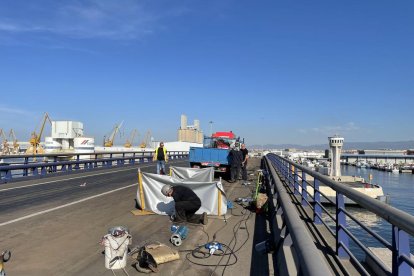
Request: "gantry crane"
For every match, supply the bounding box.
[8,129,20,154]
[104,121,123,147]
[26,112,52,154]
[140,130,152,148]
[0,129,10,155]
[124,129,138,148]
[0,129,7,143]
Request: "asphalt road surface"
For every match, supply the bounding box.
[0,158,266,276]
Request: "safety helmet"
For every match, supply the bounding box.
[161,184,172,196]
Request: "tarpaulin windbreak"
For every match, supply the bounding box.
[170,166,214,182]
[137,172,227,216]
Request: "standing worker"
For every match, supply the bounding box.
[229,143,243,183]
[154,142,168,174]
[161,184,208,225]
[240,143,249,185]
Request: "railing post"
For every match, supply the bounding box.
[314,179,322,224]
[23,157,29,176]
[53,156,58,172]
[108,154,112,167]
[288,164,293,187]
[336,192,349,259]
[279,157,283,173]
[301,171,307,206]
[392,226,411,275]
[132,153,136,165]
[5,169,12,181]
[41,166,47,176]
[294,166,299,195]
[33,167,39,176]
[74,155,80,170]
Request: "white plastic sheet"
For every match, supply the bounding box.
[170,166,214,182]
[137,171,227,216]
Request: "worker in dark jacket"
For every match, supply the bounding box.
[161,184,208,225]
[240,143,249,184]
[229,145,243,182]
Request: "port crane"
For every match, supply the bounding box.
[140,130,152,148]
[26,112,52,154]
[8,129,20,154]
[124,129,138,148]
[104,121,123,147]
[0,129,10,155]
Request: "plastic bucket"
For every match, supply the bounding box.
[103,233,131,269]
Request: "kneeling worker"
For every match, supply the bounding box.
[161,184,208,225]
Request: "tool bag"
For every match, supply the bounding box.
[130,242,180,273]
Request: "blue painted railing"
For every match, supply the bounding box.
[262,156,333,275]
[266,153,414,276]
[0,151,188,183]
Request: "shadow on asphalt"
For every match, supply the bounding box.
[249,212,270,276]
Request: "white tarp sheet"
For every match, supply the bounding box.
[137,172,227,216]
[170,166,214,182]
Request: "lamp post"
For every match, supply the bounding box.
[209,121,214,136]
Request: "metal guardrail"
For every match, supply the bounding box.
[267,153,414,276]
[262,156,333,276]
[0,151,188,183]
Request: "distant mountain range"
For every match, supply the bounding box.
[249,140,414,150]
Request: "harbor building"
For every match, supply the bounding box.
[44,121,94,154]
[357,149,406,155]
[177,114,203,144]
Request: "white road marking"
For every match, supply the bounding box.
[0,183,137,227]
[0,160,186,192]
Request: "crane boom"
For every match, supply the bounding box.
[104,121,123,147]
[37,113,52,144]
[9,129,17,141]
[26,112,52,154]
[9,129,19,153]
[124,129,137,148]
[140,130,152,148]
[0,129,10,155]
[0,129,6,141]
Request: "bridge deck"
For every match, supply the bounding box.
[0,159,272,275]
[0,157,368,275]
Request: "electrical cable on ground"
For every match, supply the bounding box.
[183,170,262,275]
[215,208,252,275]
[213,171,261,275]
[184,243,238,268]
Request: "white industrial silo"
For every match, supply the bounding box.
[194,120,200,131]
[52,121,84,138]
[181,114,187,129]
[44,137,62,153]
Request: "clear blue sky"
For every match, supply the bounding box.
[0,0,413,146]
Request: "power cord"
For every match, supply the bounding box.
[184,242,238,267]
[216,208,252,275]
